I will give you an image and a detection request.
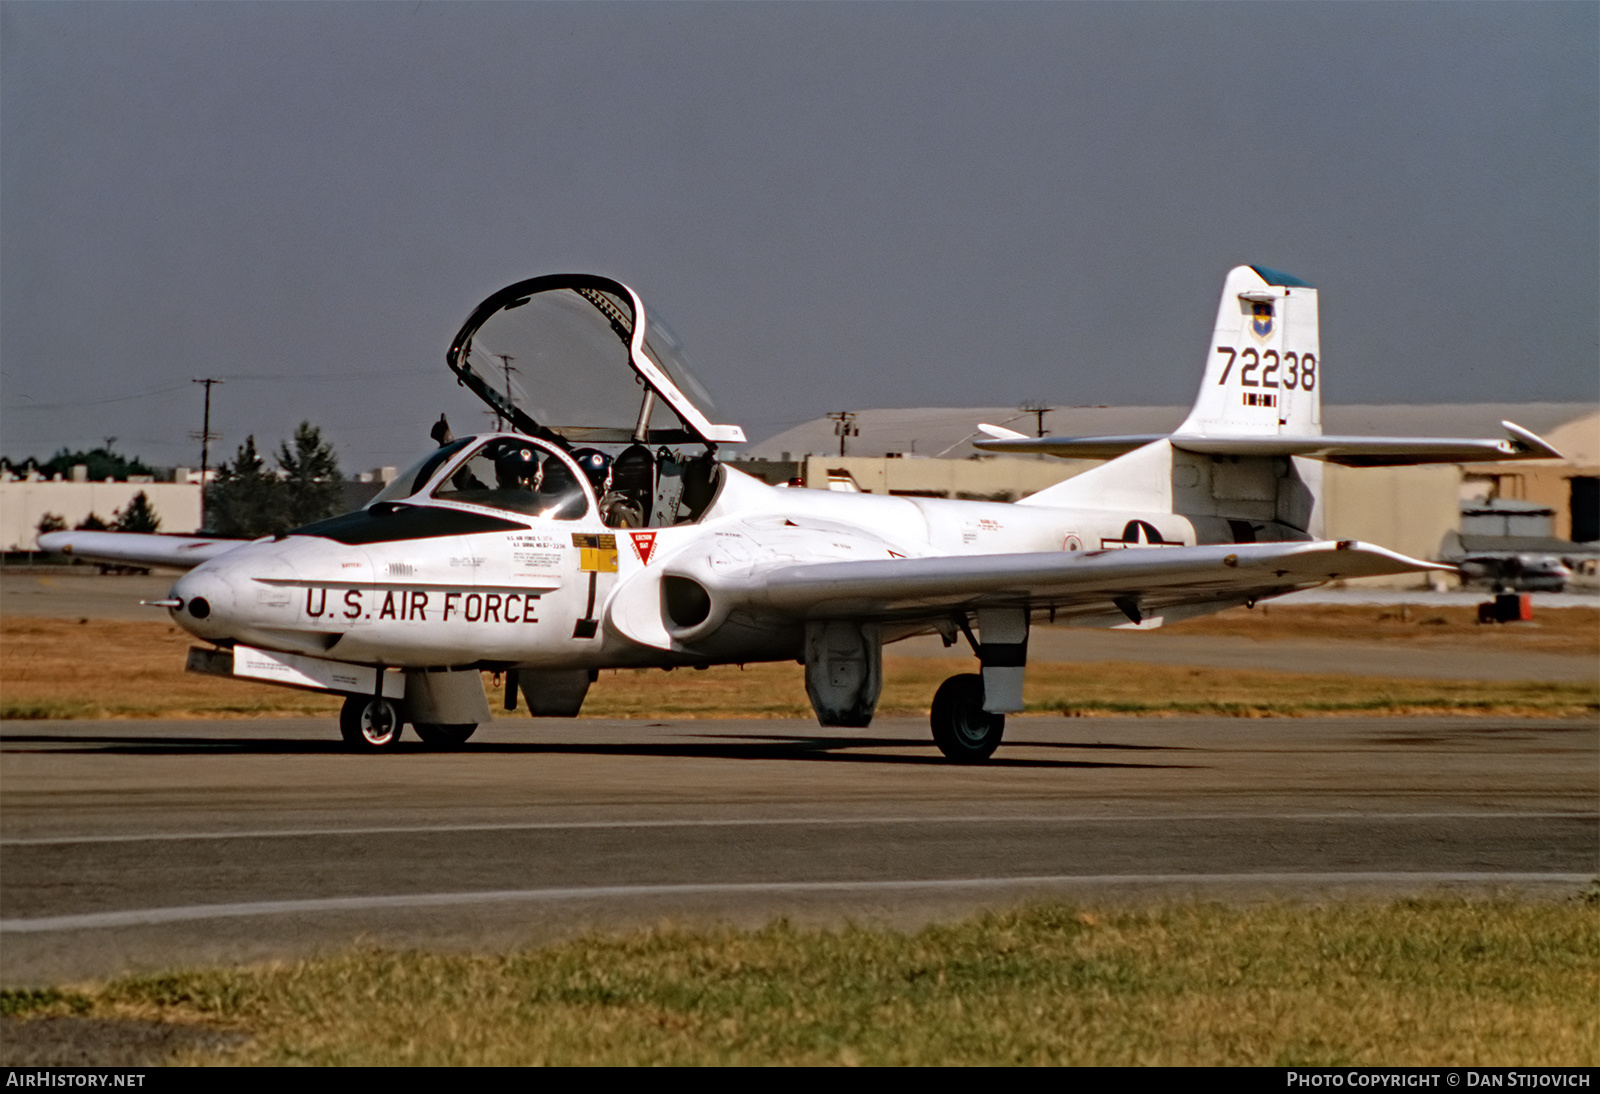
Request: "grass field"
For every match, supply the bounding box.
[3,610,1595,720]
[3,899,1594,1066]
[1143,602,1599,651]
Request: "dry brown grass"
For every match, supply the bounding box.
[0,617,341,719]
[1162,603,1598,653]
[3,614,1594,720]
[570,658,1597,719]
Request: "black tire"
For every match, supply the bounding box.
[339,695,405,750]
[930,673,1004,762]
[413,722,478,748]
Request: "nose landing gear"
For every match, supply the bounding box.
[339,695,405,750]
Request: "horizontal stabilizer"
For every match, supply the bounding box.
[37,531,244,571]
[974,420,1561,466]
[976,423,1029,440]
[973,434,1164,459]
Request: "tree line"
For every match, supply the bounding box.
[204,422,345,537]
[30,423,346,543]
[4,442,155,482]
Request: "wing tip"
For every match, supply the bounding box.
[1501,420,1564,460]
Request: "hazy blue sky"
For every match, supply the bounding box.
[4,2,1595,472]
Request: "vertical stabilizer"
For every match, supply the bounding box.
[1177,265,1321,438]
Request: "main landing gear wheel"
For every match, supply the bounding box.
[413,722,478,748]
[930,673,1004,762]
[340,695,405,750]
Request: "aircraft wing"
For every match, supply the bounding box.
[973,421,1562,466]
[37,531,244,571]
[690,540,1448,627]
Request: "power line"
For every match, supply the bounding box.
[10,382,192,411]
[218,369,436,382]
[11,370,438,411]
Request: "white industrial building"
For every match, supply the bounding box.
[0,466,398,554]
[0,479,203,553]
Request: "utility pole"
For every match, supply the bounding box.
[827,411,858,457]
[1019,401,1053,438]
[494,355,517,430]
[191,378,223,528]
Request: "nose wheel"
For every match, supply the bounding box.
[340,695,406,750]
[930,673,1005,762]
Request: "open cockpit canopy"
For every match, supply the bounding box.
[446,274,745,448]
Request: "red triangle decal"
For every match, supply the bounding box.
[630,530,658,565]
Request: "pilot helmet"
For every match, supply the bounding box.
[570,448,613,492]
[494,445,541,490]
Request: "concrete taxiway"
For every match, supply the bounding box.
[2,713,1594,985]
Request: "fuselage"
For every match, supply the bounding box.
[169,437,1204,672]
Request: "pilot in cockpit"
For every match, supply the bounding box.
[573,446,648,528]
[535,454,574,499]
[495,446,541,492]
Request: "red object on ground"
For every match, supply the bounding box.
[1478,593,1534,624]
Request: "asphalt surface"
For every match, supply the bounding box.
[2,713,1594,985]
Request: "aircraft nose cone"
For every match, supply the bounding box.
[170,568,238,641]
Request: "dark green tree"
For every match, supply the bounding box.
[35,513,67,538]
[204,425,345,537]
[277,422,344,529]
[112,491,162,534]
[205,435,285,537]
[74,513,108,531]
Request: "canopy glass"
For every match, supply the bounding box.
[446,274,744,448]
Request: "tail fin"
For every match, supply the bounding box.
[1177,265,1321,438]
[1012,262,1556,539]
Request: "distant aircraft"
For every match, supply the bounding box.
[42,267,1561,760]
[1455,552,1571,593]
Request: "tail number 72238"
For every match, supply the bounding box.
[1215,347,1316,391]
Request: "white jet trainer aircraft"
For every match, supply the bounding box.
[43,267,1562,760]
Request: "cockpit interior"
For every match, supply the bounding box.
[362,273,744,529]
